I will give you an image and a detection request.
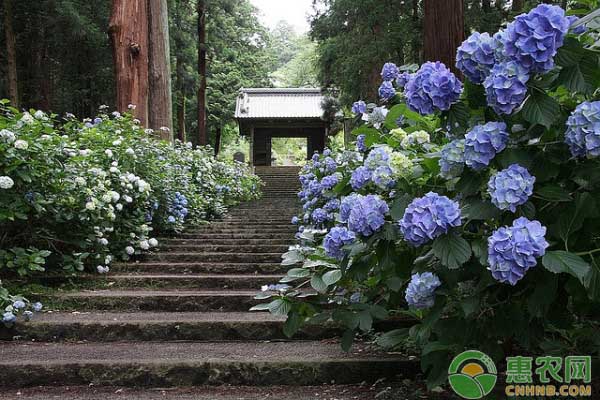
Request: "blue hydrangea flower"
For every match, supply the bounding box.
[379,81,396,100]
[396,72,412,89]
[464,122,509,170]
[311,208,330,225]
[439,139,465,179]
[356,134,367,152]
[381,62,400,81]
[488,164,535,212]
[12,300,25,309]
[347,194,389,237]
[321,173,341,190]
[501,4,570,73]
[324,226,357,259]
[323,148,332,157]
[32,302,43,312]
[340,193,361,223]
[2,312,16,325]
[488,217,549,285]
[372,166,396,190]
[324,198,340,212]
[324,157,337,174]
[456,32,500,84]
[405,62,463,115]
[565,101,600,159]
[399,192,462,247]
[364,146,391,170]
[350,166,372,190]
[352,101,367,115]
[291,216,299,225]
[483,61,530,115]
[568,16,587,35]
[405,272,442,309]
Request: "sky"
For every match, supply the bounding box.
[249,0,314,33]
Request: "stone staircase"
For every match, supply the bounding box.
[0,166,414,398]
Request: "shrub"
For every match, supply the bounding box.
[0,104,260,320]
[256,4,600,389]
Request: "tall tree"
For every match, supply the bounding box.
[3,0,19,107]
[197,0,207,145]
[109,0,149,123]
[423,0,464,74]
[148,0,173,140]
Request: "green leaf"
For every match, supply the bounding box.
[287,268,310,278]
[390,194,412,220]
[432,234,472,269]
[283,312,303,337]
[455,172,484,196]
[521,89,561,128]
[322,269,342,286]
[341,329,355,351]
[376,328,408,349]
[462,199,501,220]
[358,310,373,331]
[542,251,591,285]
[268,299,292,316]
[557,193,598,244]
[535,185,572,202]
[310,274,328,293]
[583,259,600,301]
[384,104,426,129]
[249,303,272,311]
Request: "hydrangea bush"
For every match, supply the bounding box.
[254,4,600,389]
[0,104,261,322]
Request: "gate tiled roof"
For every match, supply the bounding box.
[235,88,325,120]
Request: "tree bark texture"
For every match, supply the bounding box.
[3,0,19,107]
[512,0,524,12]
[148,0,173,140]
[197,0,208,146]
[214,125,221,156]
[423,0,464,75]
[176,55,186,142]
[109,0,149,124]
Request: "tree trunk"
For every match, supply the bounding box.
[3,0,19,107]
[197,0,208,146]
[109,0,150,124]
[148,0,173,140]
[214,125,221,157]
[423,0,464,75]
[512,0,524,12]
[176,56,186,142]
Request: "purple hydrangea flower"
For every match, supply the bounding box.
[399,192,462,247]
[312,153,320,162]
[323,148,332,157]
[565,101,600,159]
[347,194,389,237]
[381,62,400,81]
[488,164,535,212]
[405,62,463,115]
[291,216,299,225]
[324,157,337,174]
[2,312,16,325]
[439,139,465,179]
[483,61,530,115]
[324,198,340,212]
[568,16,587,35]
[488,217,549,285]
[352,100,367,115]
[356,134,367,152]
[456,32,500,84]
[396,72,412,89]
[379,81,396,100]
[372,166,396,190]
[324,226,357,259]
[311,208,331,225]
[405,272,442,309]
[350,166,372,190]
[364,146,391,170]
[321,173,341,190]
[340,193,361,223]
[502,4,570,74]
[464,122,509,170]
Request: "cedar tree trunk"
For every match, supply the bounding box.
[423,0,464,75]
[3,0,18,107]
[197,0,207,146]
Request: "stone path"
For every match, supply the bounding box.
[0,167,414,397]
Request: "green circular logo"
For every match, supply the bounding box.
[448,350,497,399]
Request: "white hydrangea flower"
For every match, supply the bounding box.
[148,238,158,247]
[34,110,45,119]
[125,246,135,255]
[128,104,137,110]
[123,195,133,203]
[390,152,414,177]
[109,191,120,202]
[116,203,123,211]
[79,149,92,156]
[40,134,51,141]
[98,238,109,246]
[102,193,113,203]
[105,255,113,265]
[125,148,135,155]
[144,129,154,135]
[0,129,16,143]
[85,201,96,211]
[75,177,86,186]
[129,233,136,238]
[137,179,150,192]
[20,112,34,125]
[105,149,113,158]
[0,176,15,189]
[14,140,29,150]
[401,130,430,148]
[139,240,150,250]
[109,167,119,174]
[112,111,121,118]
[112,140,122,146]
[97,265,109,274]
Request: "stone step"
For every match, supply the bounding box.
[5,312,342,342]
[159,238,294,246]
[148,252,284,263]
[46,289,263,311]
[176,232,295,240]
[186,227,296,234]
[92,274,283,289]
[112,262,286,274]
[159,244,290,253]
[0,341,415,388]
[196,222,294,229]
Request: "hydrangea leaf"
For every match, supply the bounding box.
[542,251,591,285]
[384,104,426,129]
[376,328,409,349]
[583,260,600,301]
[432,234,472,269]
[310,274,328,293]
[521,89,561,128]
[322,269,342,286]
[535,185,573,202]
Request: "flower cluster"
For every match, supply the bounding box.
[356,134,367,152]
[399,192,462,247]
[501,4,570,74]
[488,217,549,285]
[167,192,189,224]
[483,61,530,115]
[439,139,465,179]
[456,32,499,84]
[381,62,400,81]
[464,122,509,170]
[352,101,367,115]
[405,272,442,309]
[347,194,389,237]
[324,226,357,260]
[565,101,600,159]
[405,62,463,115]
[488,164,535,212]
[350,166,372,190]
